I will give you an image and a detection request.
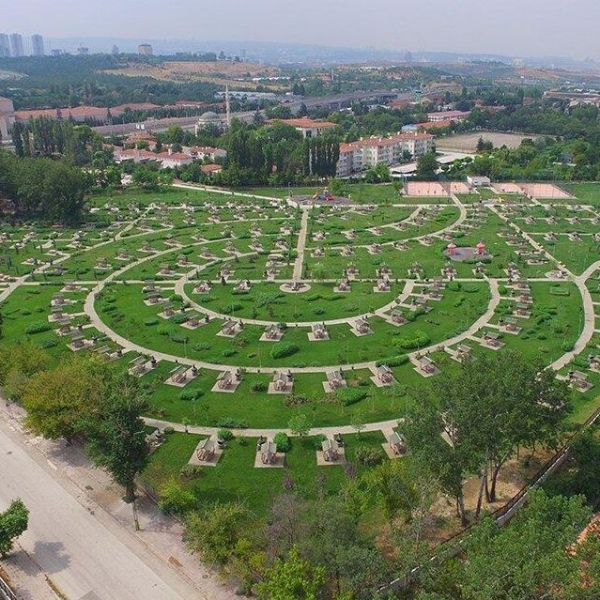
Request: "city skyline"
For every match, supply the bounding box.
[3,0,600,60]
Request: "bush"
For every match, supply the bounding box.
[395,331,430,350]
[251,381,268,392]
[376,355,408,367]
[158,478,197,516]
[169,334,189,344]
[218,429,234,442]
[180,464,203,479]
[216,418,248,429]
[354,446,384,467]
[144,318,159,326]
[270,342,299,360]
[25,322,51,334]
[179,388,204,401]
[336,387,368,406]
[37,337,59,349]
[170,313,188,325]
[273,432,291,452]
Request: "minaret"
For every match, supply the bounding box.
[225,85,231,128]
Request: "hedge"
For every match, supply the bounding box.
[270,342,299,360]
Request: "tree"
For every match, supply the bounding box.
[84,372,149,507]
[185,502,252,564]
[288,414,312,438]
[365,460,418,522]
[415,152,439,180]
[0,499,29,557]
[443,351,570,505]
[132,165,160,191]
[419,491,592,600]
[401,393,475,526]
[256,546,327,600]
[0,342,51,401]
[402,351,571,523]
[22,355,106,442]
[158,478,197,516]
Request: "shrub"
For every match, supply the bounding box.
[180,464,203,479]
[170,334,189,344]
[144,318,159,326]
[192,342,212,351]
[251,381,268,393]
[273,432,291,452]
[170,313,188,325]
[354,446,384,467]
[218,429,234,442]
[158,478,197,516]
[25,322,51,335]
[216,419,248,429]
[395,331,430,350]
[270,342,299,360]
[336,387,368,406]
[179,388,204,401]
[376,355,408,367]
[37,337,58,349]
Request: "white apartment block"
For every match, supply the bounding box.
[336,132,434,177]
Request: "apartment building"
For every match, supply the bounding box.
[336,132,434,177]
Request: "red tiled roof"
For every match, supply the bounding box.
[339,131,434,153]
[270,117,337,129]
[15,106,108,121]
[201,164,223,174]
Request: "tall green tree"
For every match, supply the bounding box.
[84,372,149,505]
[415,152,439,180]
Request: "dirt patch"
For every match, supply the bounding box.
[425,449,552,543]
[104,61,280,86]
[436,132,539,153]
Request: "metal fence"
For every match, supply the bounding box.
[0,574,17,600]
[381,405,600,594]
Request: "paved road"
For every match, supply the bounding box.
[0,419,219,600]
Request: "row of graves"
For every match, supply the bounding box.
[558,270,600,393]
[498,229,549,267]
[383,278,446,327]
[49,288,128,358]
[187,428,408,469]
[468,268,529,352]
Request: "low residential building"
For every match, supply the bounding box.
[113,147,195,169]
[183,146,227,161]
[201,164,223,177]
[427,110,471,123]
[124,131,158,150]
[155,151,194,169]
[336,132,434,177]
[112,148,158,164]
[269,117,337,138]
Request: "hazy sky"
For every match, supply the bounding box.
[4,0,600,59]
